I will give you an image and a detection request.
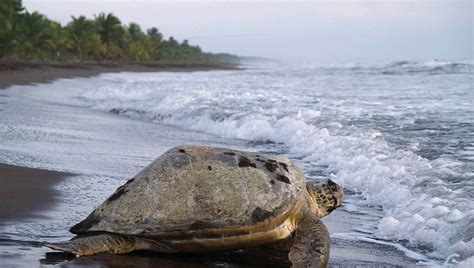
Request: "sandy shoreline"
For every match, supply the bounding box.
[0,64,421,267]
[0,61,240,90]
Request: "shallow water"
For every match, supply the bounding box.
[0,59,473,266]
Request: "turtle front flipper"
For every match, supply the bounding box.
[45,233,137,256]
[288,220,330,268]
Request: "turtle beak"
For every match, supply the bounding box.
[327,206,336,214]
[328,180,344,210]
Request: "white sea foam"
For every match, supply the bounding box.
[79,60,474,265]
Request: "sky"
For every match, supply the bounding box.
[23,0,473,63]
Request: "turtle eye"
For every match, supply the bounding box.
[327,180,338,191]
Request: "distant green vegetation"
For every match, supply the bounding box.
[0,0,238,63]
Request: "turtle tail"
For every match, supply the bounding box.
[44,233,137,256]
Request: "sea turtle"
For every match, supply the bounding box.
[46,145,344,267]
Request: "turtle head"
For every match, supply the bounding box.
[307,180,344,217]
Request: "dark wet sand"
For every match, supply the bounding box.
[42,247,291,267]
[0,61,240,90]
[0,163,72,222]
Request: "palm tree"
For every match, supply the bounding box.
[47,21,69,60]
[0,0,23,58]
[127,23,145,41]
[146,27,162,60]
[0,0,23,32]
[125,22,150,61]
[65,16,101,60]
[147,27,162,43]
[0,3,215,62]
[167,36,179,47]
[13,12,57,59]
[94,12,125,60]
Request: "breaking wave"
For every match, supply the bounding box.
[307,59,474,75]
[79,59,474,265]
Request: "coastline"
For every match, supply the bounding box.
[0,64,422,267]
[0,61,240,90]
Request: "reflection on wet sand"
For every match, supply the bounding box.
[41,247,291,267]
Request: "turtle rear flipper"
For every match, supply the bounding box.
[288,219,330,267]
[45,233,176,256]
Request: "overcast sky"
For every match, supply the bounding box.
[24,0,472,63]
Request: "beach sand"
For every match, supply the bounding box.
[0,65,419,267]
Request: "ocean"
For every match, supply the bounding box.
[0,59,473,266]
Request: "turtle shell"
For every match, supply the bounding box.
[71,146,307,236]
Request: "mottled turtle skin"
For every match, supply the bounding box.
[46,145,344,267]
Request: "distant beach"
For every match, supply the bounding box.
[0,61,240,90]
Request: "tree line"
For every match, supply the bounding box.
[0,0,238,63]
